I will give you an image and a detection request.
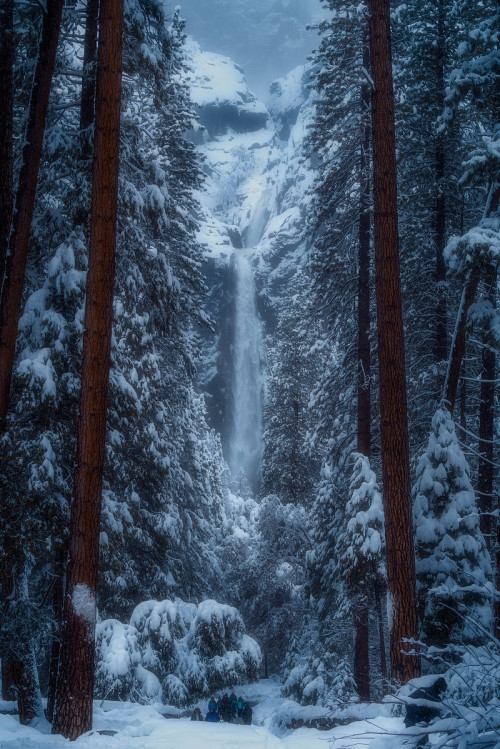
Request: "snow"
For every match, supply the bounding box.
[71,583,95,625]
[185,38,268,116]
[0,679,406,748]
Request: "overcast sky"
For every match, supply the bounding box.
[176,0,325,99]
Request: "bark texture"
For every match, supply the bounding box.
[0,0,13,279]
[354,605,370,701]
[45,547,66,723]
[443,273,480,413]
[0,0,64,434]
[353,40,372,702]
[433,0,447,368]
[374,581,388,691]
[0,574,16,700]
[477,266,496,549]
[51,0,123,736]
[367,0,420,684]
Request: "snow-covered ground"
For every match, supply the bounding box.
[0,679,403,748]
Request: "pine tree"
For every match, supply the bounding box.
[52,0,123,734]
[261,274,318,505]
[0,0,65,433]
[335,454,385,697]
[367,0,419,683]
[413,408,493,646]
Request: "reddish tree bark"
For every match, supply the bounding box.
[353,39,372,703]
[367,0,420,684]
[52,0,123,736]
[0,0,13,279]
[0,0,64,434]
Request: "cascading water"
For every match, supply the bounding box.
[229,195,268,494]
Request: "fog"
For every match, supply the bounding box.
[176,0,325,100]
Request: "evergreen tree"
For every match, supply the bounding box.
[334,453,385,694]
[261,274,318,505]
[413,408,493,646]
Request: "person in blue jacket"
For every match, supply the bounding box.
[205,706,220,722]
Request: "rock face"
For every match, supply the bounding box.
[186,40,317,489]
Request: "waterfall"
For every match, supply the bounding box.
[229,198,267,494]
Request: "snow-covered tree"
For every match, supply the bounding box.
[95,598,261,704]
[413,408,493,646]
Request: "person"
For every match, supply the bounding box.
[205,706,220,722]
[404,677,447,735]
[191,707,203,721]
[242,701,252,725]
[220,694,230,721]
[228,691,238,721]
[237,696,244,717]
[208,696,217,712]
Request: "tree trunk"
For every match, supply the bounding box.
[443,183,500,414]
[353,37,372,702]
[0,0,64,434]
[52,0,123,736]
[443,273,480,413]
[354,604,370,701]
[72,0,100,232]
[0,0,13,280]
[1,574,16,700]
[477,266,496,549]
[367,0,420,684]
[357,41,371,461]
[374,580,388,692]
[79,0,99,155]
[496,521,500,640]
[6,562,43,724]
[433,0,447,369]
[45,547,66,723]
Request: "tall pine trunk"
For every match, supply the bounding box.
[353,38,372,703]
[45,0,99,717]
[477,266,496,549]
[0,0,13,279]
[0,0,64,433]
[0,2,15,694]
[52,0,123,736]
[433,0,447,370]
[4,562,43,723]
[1,574,15,700]
[45,546,66,723]
[367,0,419,684]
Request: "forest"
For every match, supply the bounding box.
[0,0,499,746]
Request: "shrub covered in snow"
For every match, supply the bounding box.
[95,598,261,705]
[282,653,356,707]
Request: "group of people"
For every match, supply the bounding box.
[191,691,253,725]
